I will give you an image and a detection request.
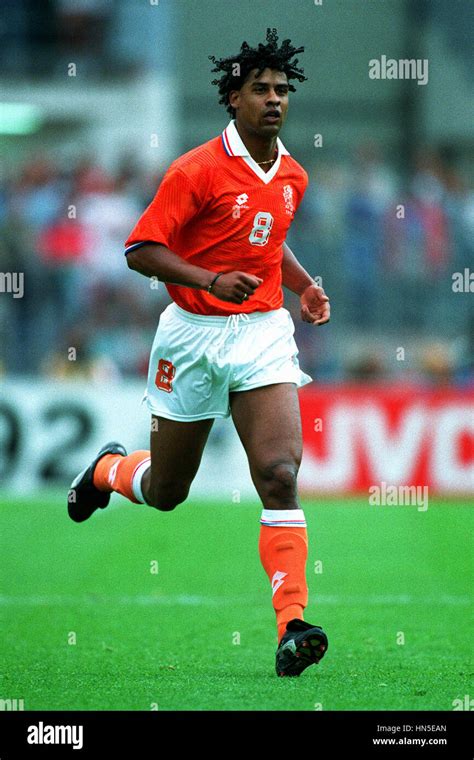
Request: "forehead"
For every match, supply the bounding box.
[244,68,289,86]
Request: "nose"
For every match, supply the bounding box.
[266,90,281,105]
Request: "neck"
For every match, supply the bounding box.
[234,120,278,166]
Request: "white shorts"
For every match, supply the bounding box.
[143,302,312,421]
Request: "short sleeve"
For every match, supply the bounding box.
[294,170,309,212]
[125,167,203,254]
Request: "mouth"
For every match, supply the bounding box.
[263,111,281,123]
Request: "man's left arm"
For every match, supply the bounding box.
[281,241,330,325]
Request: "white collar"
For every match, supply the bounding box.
[221,119,290,184]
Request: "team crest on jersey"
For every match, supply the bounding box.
[283,184,294,215]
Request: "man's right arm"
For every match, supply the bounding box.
[126,243,214,290]
[126,242,262,304]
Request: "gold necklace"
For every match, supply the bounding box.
[257,149,278,166]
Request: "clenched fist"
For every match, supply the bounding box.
[210,271,263,304]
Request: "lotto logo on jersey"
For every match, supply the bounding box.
[155,358,176,393]
[283,184,295,215]
[232,192,250,219]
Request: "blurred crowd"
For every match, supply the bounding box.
[291,144,473,384]
[0,144,472,385]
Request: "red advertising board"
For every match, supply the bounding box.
[298,384,474,495]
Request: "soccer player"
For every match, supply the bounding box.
[69,28,330,677]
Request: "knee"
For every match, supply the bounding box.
[146,481,190,512]
[256,461,299,503]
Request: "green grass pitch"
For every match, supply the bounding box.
[0,494,471,711]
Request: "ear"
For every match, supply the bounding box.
[228,90,240,109]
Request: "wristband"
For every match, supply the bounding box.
[207,272,225,293]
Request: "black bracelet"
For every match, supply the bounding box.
[207,272,225,293]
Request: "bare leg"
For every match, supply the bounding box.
[229,383,303,509]
[141,415,214,511]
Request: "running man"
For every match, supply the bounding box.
[69,28,330,677]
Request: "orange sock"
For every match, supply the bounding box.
[93,450,151,504]
[259,509,309,643]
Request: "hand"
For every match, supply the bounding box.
[300,284,330,325]
[210,271,263,304]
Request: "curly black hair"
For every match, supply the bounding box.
[209,28,307,118]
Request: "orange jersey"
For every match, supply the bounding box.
[125,119,308,315]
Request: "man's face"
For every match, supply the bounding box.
[229,67,289,136]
